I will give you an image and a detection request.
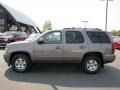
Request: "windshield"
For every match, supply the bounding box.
[25,34,41,41]
[2,32,14,36]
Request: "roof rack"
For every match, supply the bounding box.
[63,27,103,31]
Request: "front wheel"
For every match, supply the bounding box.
[82,55,101,74]
[11,54,31,73]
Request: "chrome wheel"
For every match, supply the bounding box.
[15,58,26,70]
[86,60,98,72]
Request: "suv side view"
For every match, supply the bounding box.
[4,28,116,74]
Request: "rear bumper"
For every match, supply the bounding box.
[103,54,116,64]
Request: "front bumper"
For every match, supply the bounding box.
[103,54,116,64]
[0,43,8,46]
[3,53,11,66]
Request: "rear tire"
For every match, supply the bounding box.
[82,55,101,74]
[11,54,31,73]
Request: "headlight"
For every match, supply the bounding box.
[4,38,8,41]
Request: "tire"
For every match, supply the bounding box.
[11,54,31,73]
[82,55,101,74]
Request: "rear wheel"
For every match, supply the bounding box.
[82,55,101,74]
[11,54,31,72]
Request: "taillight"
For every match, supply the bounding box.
[112,43,115,54]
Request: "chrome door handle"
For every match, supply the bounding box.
[56,46,61,49]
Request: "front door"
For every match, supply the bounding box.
[34,31,63,60]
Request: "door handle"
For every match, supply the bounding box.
[79,46,86,49]
[56,46,61,49]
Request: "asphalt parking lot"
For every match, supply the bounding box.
[0,48,120,90]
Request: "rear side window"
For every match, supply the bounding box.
[87,31,111,43]
[66,31,84,43]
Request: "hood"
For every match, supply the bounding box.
[6,40,34,52]
[8,40,30,46]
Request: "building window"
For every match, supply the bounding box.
[9,25,18,31]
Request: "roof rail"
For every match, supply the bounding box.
[63,27,81,29]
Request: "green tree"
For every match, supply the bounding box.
[42,20,52,32]
[110,29,120,36]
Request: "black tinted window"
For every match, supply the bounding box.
[87,31,111,43]
[66,31,84,43]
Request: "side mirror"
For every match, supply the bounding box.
[37,39,45,44]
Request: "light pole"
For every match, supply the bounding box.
[82,21,88,28]
[105,0,109,31]
[100,0,114,31]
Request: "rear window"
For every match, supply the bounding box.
[87,31,111,43]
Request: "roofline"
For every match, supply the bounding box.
[0,3,41,33]
[0,2,38,27]
[0,3,22,31]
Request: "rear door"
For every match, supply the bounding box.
[63,30,86,61]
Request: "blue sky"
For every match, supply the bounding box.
[0,0,120,31]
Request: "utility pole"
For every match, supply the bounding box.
[105,0,109,31]
[100,0,114,31]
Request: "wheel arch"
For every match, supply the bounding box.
[10,51,32,65]
[82,52,104,68]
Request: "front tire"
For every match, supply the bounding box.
[82,55,101,74]
[11,54,31,73]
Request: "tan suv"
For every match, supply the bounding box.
[4,28,116,74]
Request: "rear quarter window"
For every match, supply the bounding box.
[87,31,111,43]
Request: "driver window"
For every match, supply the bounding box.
[42,31,62,44]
